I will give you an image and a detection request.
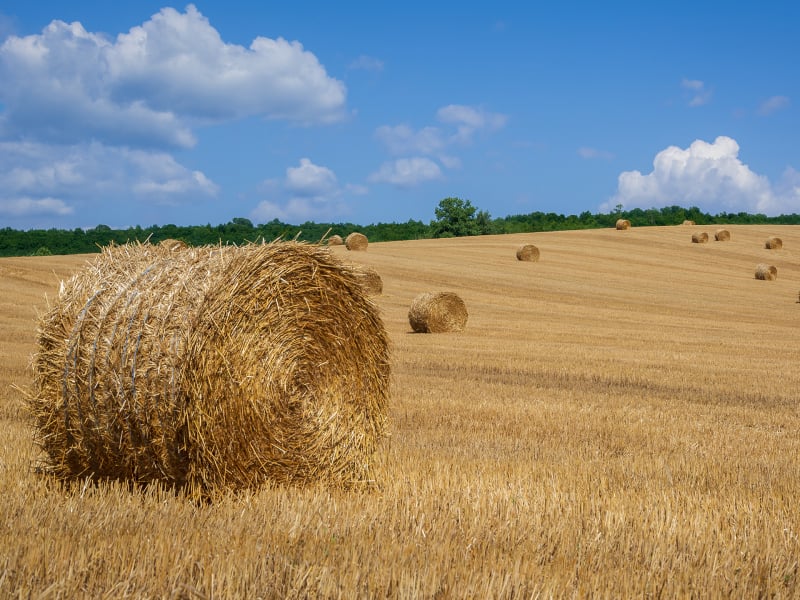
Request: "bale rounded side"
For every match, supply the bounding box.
[765,237,783,250]
[714,229,731,242]
[327,234,344,246]
[346,264,383,295]
[345,232,368,251]
[30,242,390,493]
[755,264,778,280]
[408,292,468,333]
[691,232,709,243]
[615,219,631,230]
[516,244,540,262]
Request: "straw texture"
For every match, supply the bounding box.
[345,232,368,251]
[682,220,696,226]
[755,264,778,280]
[691,232,709,244]
[615,219,631,230]
[714,229,731,241]
[516,244,540,262]
[345,264,383,295]
[765,237,783,250]
[327,234,344,246]
[30,242,390,494]
[408,292,468,333]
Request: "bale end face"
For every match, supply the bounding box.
[516,244,540,262]
[765,237,783,250]
[408,292,468,333]
[755,264,778,280]
[691,232,709,243]
[615,219,631,230]
[345,232,368,251]
[714,229,731,241]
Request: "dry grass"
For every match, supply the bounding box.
[2,224,800,597]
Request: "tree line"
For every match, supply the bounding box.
[1,199,799,257]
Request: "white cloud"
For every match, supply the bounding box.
[436,104,508,142]
[285,158,338,198]
[0,4,346,148]
[578,146,615,160]
[0,196,73,217]
[681,78,712,107]
[757,95,790,116]
[375,124,445,156]
[368,157,443,187]
[606,136,800,216]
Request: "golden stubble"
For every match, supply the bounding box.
[1,224,799,598]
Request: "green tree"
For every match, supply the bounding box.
[431,197,481,238]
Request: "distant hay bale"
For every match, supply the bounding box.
[159,238,187,251]
[691,232,709,243]
[30,241,390,494]
[615,219,631,230]
[516,244,540,262]
[408,292,468,333]
[765,237,783,250]
[682,220,696,226]
[346,264,383,295]
[755,263,778,280]
[345,232,368,251]
[714,229,731,241]
[327,234,344,246]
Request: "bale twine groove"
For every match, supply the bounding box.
[765,237,783,250]
[408,292,468,333]
[691,232,709,244]
[755,264,778,280]
[30,241,390,494]
[327,234,344,246]
[345,232,368,251]
[516,244,540,262]
[615,219,631,230]
[714,229,731,241]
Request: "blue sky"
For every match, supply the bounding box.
[0,2,798,230]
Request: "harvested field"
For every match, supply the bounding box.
[1,224,800,597]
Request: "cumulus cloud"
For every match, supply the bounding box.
[368,158,443,187]
[0,140,218,222]
[757,95,790,116]
[606,136,799,216]
[251,158,356,224]
[371,104,505,187]
[681,78,712,107]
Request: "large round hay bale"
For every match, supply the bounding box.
[408,292,468,333]
[714,229,731,241]
[327,234,344,246]
[159,238,188,251]
[691,232,709,243]
[30,242,390,494]
[615,219,631,230]
[346,264,383,295]
[516,244,540,262]
[345,232,368,251]
[765,237,783,250]
[755,264,778,280]
[682,220,696,226]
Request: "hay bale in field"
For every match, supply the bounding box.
[516,244,540,262]
[327,234,344,246]
[346,264,383,295]
[345,232,368,251]
[615,219,631,230]
[30,241,390,494]
[691,232,709,243]
[714,229,731,241]
[159,238,187,251]
[408,292,468,333]
[682,220,696,226]
[765,237,783,250]
[755,264,778,280]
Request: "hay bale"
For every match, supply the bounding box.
[691,232,709,243]
[327,234,344,246]
[159,238,188,251]
[714,229,731,241]
[755,264,778,280]
[408,292,468,333]
[346,264,383,295]
[615,219,631,230]
[345,232,368,251]
[682,220,696,226]
[765,237,783,250]
[30,241,390,494]
[516,244,540,262]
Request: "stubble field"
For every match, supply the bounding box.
[1,224,799,598]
